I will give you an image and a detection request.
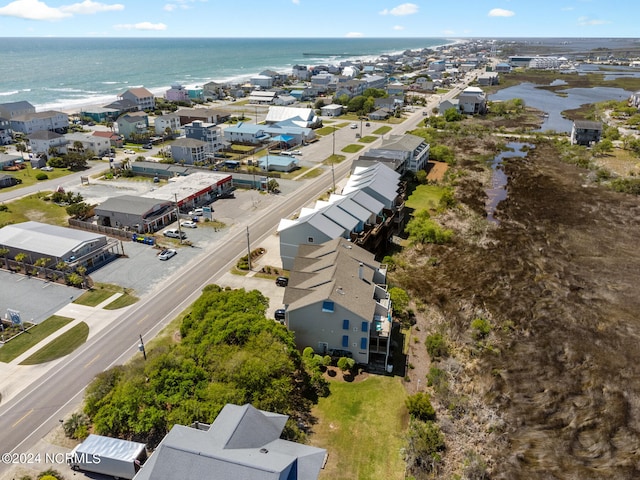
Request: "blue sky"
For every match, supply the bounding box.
[0,0,636,38]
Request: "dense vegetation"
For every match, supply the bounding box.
[83,285,325,447]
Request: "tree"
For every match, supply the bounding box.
[389,287,410,316]
[444,107,463,122]
[16,142,28,160]
[15,252,27,272]
[337,356,355,375]
[66,202,93,219]
[425,333,449,359]
[0,247,9,269]
[592,139,613,157]
[405,419,445,474]
[405,210,453,245]
[429,144,454,165]
[405,392,436,421]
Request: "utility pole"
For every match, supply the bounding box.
[138,334,147,360]
[174,193,183,244]
[246,226,252,271]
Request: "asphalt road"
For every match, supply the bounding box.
[0,79,475,474]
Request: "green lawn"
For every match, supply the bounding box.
[20,322,89,365]
[372,126,392,135]
[341,144,364,154]
[358,135,378,143]
[406,184,449,211]
[0,315,73,363]
[0,192,70,227]
[75,283,138,309]
[0,165,72,192]
[312,375,408,480]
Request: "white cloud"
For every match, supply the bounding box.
[379,3,418,16]
[292,0,300,4]
[0,0,123,20]
[60,0,123,14]
[393,25,404,31]
[488,8,515,17]
[164,0,207,11]
[577,16,609,26]
[442,29,456,35]
[114,22,168,31]
[345,32,364,38]
[0,0,70,20]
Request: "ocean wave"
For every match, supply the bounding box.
[0,90,20,96]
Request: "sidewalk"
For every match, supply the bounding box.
[0,293,126,405]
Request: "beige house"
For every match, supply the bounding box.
[283,237,392,370]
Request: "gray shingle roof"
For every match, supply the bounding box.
[133,404,326,480]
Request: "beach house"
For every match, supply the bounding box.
[282,237,393,369]
[118,87,156,111]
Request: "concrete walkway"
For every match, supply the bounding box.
[0,293,127,405]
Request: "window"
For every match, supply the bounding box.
[360,337,367,350]
[343,319,350,330]
[361,321,368,333]
[342,335,349,347]
[307,236,314,243]
[322,301,334,313]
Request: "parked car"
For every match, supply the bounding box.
[124,149,135,154]
[350,123,358,129]
[143,144,152,149]
[274,309,286,322]
[275,276,288,287]
[158,248,177,261]
[291,150,302,155]
[328,348,353,359]
[40,166,53,171]
[189,208,204,216]
[163,229,186,239]
[180,220,197,229]
[365,122,370,126]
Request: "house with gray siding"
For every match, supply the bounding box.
[278,163,404,270]
[10,110,69,135]
[134,403,326,480]
[94,195,175,233]
[118,87,155,111]
[116,112,149,141]
[363,133,430,173]
[283,237,392,368]
[570,120,602,146]
[27,130,66,156]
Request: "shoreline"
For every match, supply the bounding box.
[7,38,462,115]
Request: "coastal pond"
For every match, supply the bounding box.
[486,142,533,224]
[490,83,633,133]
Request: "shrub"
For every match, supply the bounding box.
[337,356,355,373]
[35,172,49,181]
[471,317,491,340]
[426,366,448,393]
[425,333,448,359]
[405,392,436,421]
[405,419,445,474]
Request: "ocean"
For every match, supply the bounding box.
[0,37,452,112]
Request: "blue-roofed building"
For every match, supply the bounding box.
[223,121,315,146]
[258,155,298,172]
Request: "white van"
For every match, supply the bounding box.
[280,151,293,157]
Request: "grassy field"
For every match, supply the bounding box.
[0,315,73,363]
[372,126,392,135]
[20,322,89,365]
[312,375,408,480]
[74,282,138,309]
[358,135,378,143]
[0,165,72,192]
[341,144,364,154]
[406,184,449,211]
[0,191,70,227]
